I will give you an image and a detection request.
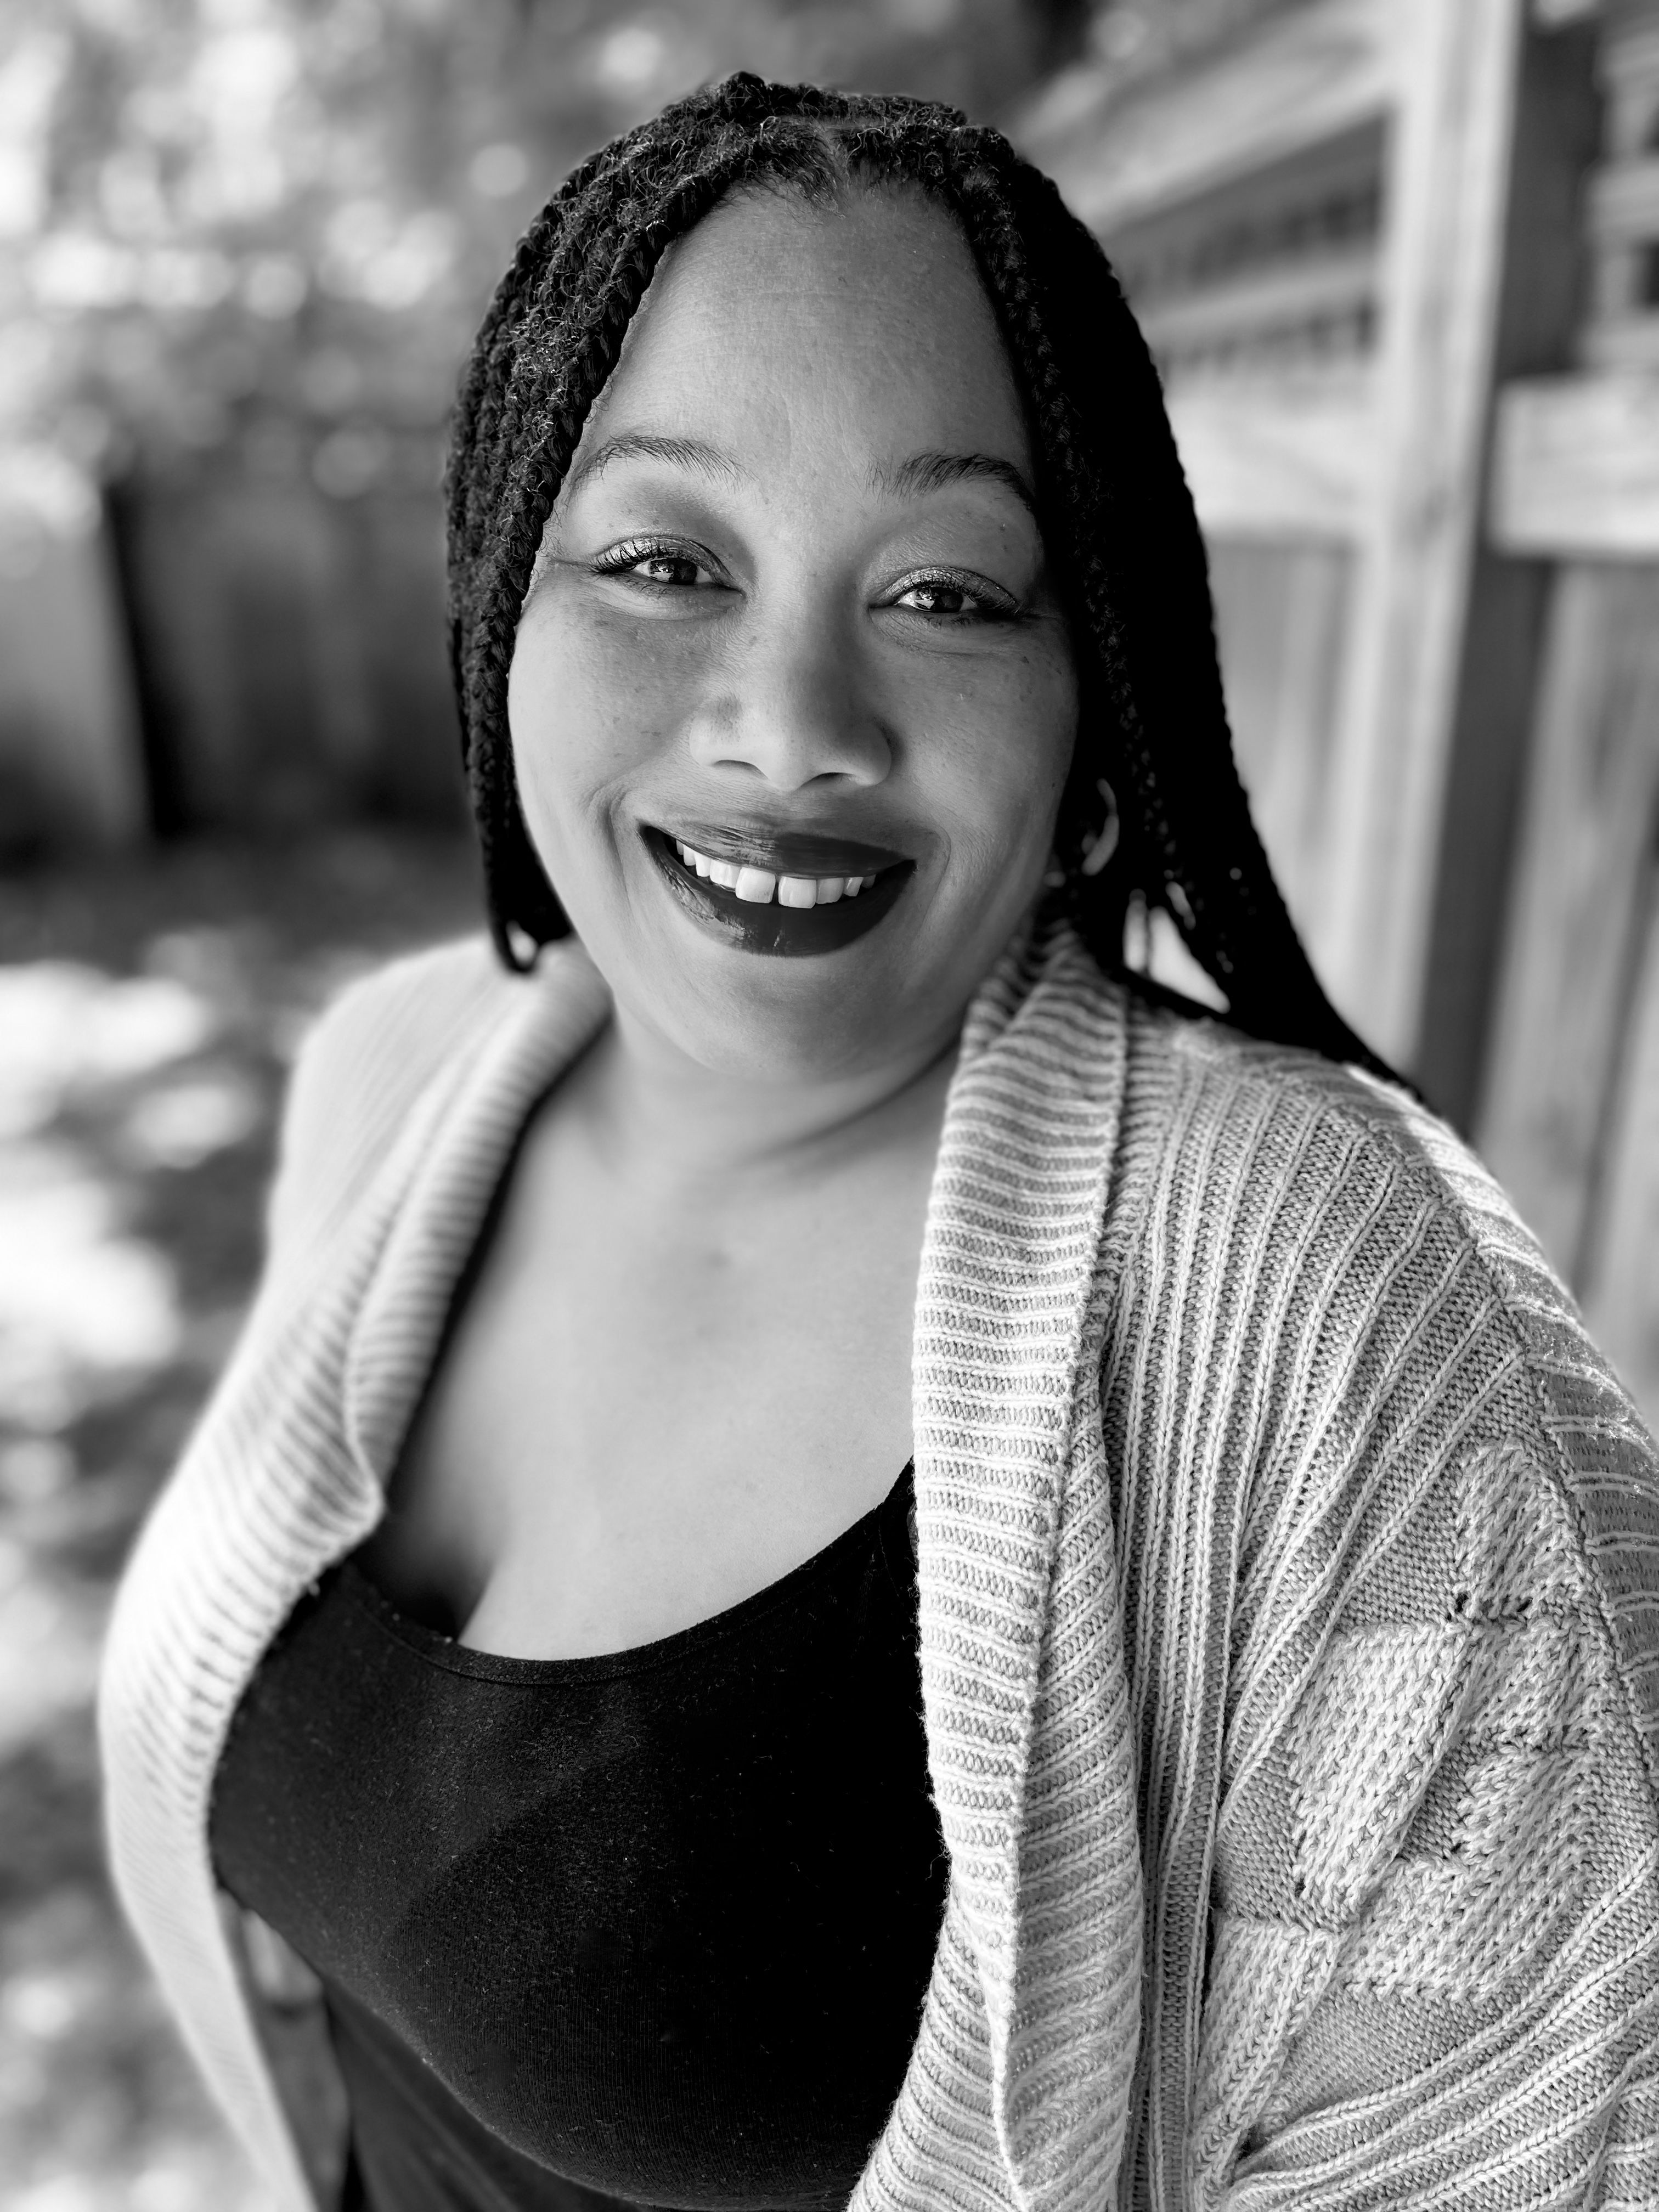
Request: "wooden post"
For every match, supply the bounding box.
[1475,3,1659,1428]
[1318,0,1527,1065]
[1415,13,1602,1126]
[0,448,148,850]
[1582,858,1659,1422]
[1479,566,1659,1278]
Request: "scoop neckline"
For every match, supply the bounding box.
[336,1460,916,1685]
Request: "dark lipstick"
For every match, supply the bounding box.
[642,827,914,957]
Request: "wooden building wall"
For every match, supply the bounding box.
[1484,0,1659,1426]
[1020,0,1659,1429]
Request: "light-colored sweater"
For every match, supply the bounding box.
[99,921,1659,2212]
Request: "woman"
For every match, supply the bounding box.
[100,76,1659,2212]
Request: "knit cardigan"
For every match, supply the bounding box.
[99,920,1659,2212]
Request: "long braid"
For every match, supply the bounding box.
[444,74,1388,1077]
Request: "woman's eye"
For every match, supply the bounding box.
[594,541,723,591]
[887,574,1018,622]
[634,552,707,588]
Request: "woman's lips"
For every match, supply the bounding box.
[642,826,913,957]
[658,822,913,878]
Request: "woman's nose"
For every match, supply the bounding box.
[686,601,891,791]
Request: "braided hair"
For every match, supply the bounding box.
[446,71,1385,1076]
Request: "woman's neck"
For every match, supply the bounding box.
[566,1000,961,1194]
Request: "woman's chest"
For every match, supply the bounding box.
[211,1471,945,2209]
[362,1097,933,1658]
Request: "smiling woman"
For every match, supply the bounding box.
[510,186,1073,1071]
[99,75,1659,2212]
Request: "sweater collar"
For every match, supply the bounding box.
[904,918,1143,2212]
[342,937,611,1492]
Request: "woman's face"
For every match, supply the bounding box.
[509,184,1077,1085]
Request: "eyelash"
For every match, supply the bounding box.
[589,537,721,589]
[884,569,1023,624]
[589,538,1024,624]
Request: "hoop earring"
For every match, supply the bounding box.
[1079,778,1120,878]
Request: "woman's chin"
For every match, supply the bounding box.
[661,963,933,1088]
[562,847,1030,1087]
[595,912,945,1086]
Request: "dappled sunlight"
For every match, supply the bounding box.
[0,831,479,2211]
[0,964,216,1141]
[0,1143,183,1432]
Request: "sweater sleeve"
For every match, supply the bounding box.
[1189,1066,1659,2208]
[1103,1009,1659,2210]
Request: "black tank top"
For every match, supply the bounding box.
[209,1466,947,2212]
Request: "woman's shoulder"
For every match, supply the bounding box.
[1117,983,1543,1301]
[1113,983,1659,1697]
[1111,981,1655,1510]
[1029,938,1495,1247]
[286,930,516,1101]
[1017,941,1556,1316]
[264,932,535,1261]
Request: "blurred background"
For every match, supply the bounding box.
[2,0,1657,2203]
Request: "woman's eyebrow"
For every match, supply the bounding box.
[873,450,1040,522]
[563,431,748,500]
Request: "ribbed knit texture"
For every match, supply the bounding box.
[100,926,1659,2211]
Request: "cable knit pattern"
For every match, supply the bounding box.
[100,926,1659,2211]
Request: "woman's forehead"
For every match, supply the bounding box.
[565,184,1034,493]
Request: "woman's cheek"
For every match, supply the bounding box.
[512,601,670,818]
[935,666,1073,872]
[510,613,625,896]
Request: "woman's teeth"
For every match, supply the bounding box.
[674,841,874,906]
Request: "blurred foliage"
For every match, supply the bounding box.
[1081,0,1304,76]
[0,829,485,2208]
[0,0,1090,502]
